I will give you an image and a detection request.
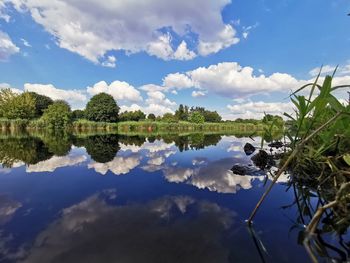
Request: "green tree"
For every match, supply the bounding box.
[72,109,85,120]
[147,113,156,121]
[189,111,205,124]
[162,113,177,123]
[5,92,36,119]
[41,101,72,130]
[27,92,53,117]
[203,110,222,122]
[85,93,119,122]
[175,104,188,121]
[119,110,146,121]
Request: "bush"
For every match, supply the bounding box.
[27,92,53,117]
[147,113,156,121]
[85,93,119,122]
[189,112,205,124]
[72,109,85,120]
[41,101,72,130]
[162,113,178,123]
[0,90,36,119]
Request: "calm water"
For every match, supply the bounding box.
[0,133,345,262]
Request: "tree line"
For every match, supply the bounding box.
[0,88,282,130]
[0,89,224,126]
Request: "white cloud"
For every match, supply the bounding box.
[119,103,142,113]
[87,81,142,102]
[167,62,303,98]
[0,30,19,61]
[27,155,87,173]
[309,64,350,77]
[101,55,116,68]
[163,73,193,89]
[173,41,196,60]
[24,83,87,108]
[2,0,238,63]
[20,38,31,47]
[0,2,10,22]
[146,91,176,107]
[88,154,141,175]
[227,100,294,119]
[192,90,206,98]
[198,25,239,56]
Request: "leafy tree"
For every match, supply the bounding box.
[162,113,178,123]
[189,111,205,124]
[85,93,119,122]
[175,104,188,121]
[27,92,53,117]
[72,109,85,120]
[41,101,72,130]
[119,110,146,121]
[147,113,156,121]
[4,92,36,119]
[203,110,222,122]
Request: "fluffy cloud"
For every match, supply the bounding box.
[1,0,238,63]
[87,81,142,102]
[227,100,294,119]
[189,62,302,97]
[163,73,193,89]
[88,154,141,175]
[27,155,87,173]
[24,83,87,107]
[0,30,19,61]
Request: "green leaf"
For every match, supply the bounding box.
[343,154,350,166]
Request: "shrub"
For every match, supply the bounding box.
[189,112,205,124]
[41,101,72,130]
[85,93,119,122]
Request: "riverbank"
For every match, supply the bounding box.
[0,118,270,134]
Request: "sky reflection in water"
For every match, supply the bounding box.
[0,133,318,262]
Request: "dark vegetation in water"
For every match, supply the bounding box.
[0,132,227,167]
[243,72,350,263]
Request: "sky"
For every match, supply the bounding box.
[0,0,349,119]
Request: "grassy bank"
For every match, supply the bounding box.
[0,119,269,134]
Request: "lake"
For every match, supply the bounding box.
[0,133,346,263]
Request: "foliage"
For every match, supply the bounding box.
[161,113,178,123]
[147,113,156,121]
[0,89,36,119]
[41,101,72,130]
[27,92,53,117]
[189,111,205,124]
[72,109,85,120]
[119,110,146,122]
[85,93,119,122]
[175,104,189,121]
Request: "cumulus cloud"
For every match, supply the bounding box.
[24,83,87,107]
[87,80,142,102]
[227,100,294,119]
[163,73,193,89]
[1,0,238,63]
[0,30,19,61]
[88,154,141,175]
[198,25,239,56]
[27,155,87,173]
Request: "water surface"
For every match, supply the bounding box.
[0,133,341,262]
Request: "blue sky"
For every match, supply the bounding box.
[0,0,349,119]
